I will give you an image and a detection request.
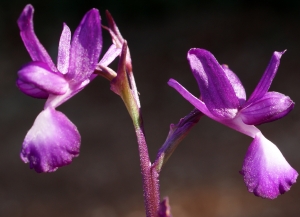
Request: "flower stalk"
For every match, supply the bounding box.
[110,41,160,217]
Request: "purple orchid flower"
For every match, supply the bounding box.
[17,5,119,173]
[168,48,298,199]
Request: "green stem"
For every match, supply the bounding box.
[111,41,160,217]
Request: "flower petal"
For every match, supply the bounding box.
[168,78,216,119]
[16,79,48,99]
[17,4,57,72]
[240,133,298,199]
[20,108,80,173]
[67,8,102,83]
[57,23,71,74]
[222,64,246,106]
[168,79,260,138]
[91,44,121,81]
[187,48,240,119]
[240,92,294,125]
[246,51,285,106]
[99,44,121,66]
[17,61,68,96]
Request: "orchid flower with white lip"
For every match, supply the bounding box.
[168,48,298,199]
[17,4,120,173]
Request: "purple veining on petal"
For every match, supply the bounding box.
[16,79,48,99]
[18,4,57,72]
[57,23,71,74]
[241,133,298,199]
[17,61,68,96]
[67,8,102,84]
[240,92,294,125]
[20,108,80,173]
[246,51,285,106]
[222,64,246,107]
[187,48,240,119]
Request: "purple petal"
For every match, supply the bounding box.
[67,8,102,83]
[57,23,71,74]
[99,44,121,66]
[187,48,240,119]
[222,64,246,106]
[246,51,285,106]
[20,108,80,173]
[240,92,294,125]
[17,4,57,72]
[241,133,298,199]
[16,79,48,99]
[17,61,68,96]
[168,78,260,138]
[91,44,120,81]
[168,78,215,118]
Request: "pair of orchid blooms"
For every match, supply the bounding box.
[17,3,297,212]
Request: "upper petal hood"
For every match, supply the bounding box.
[66,8,102,84]
[187,48,240,119]
[20,108,80,173]
[241,133,298,199]
[222,64,246,106]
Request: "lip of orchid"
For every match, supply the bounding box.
[20,107,81,173]
[241,132,298,199]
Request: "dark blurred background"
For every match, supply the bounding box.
[1,0,300,216]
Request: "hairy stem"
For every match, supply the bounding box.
[133,120,160,217]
